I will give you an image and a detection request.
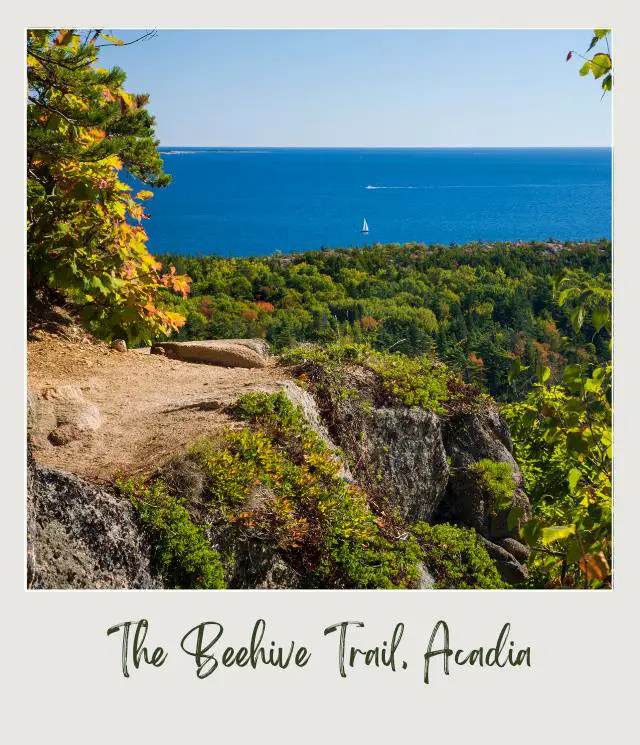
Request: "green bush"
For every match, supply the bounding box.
[119,478,226,589]
[280,342,469,414]
[468,459,516,511]
[412,522,507,589]
[230,388,306,434]
[279,342,367,368]
[205,390,423,588]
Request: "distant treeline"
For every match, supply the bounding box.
[158,239,611,400]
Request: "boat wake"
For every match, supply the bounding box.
[162,149,271,155]
[365,185,419,190]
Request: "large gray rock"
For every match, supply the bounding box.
[289,367,449,522]
[360,407,449,522]
[152,339,269,368]
[27,454,159,589]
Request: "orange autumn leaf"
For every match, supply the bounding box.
[55,30,74,46]
[578,552,610,582]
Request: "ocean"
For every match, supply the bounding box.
[139,147,611,257]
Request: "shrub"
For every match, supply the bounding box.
[468,459,516,511]
[119,478,226,589]
[229,389,306,434]
[280,342,475,414]
[412,522,507,589]
[366,352,451,412]
[203,390,423,588]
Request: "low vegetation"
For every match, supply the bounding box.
[121,391,506,589]
[118,478,226,589]
[280,342,483,416]
[467,459,516,513]
[412,522,506,589]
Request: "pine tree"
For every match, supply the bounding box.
[27,29,190,343]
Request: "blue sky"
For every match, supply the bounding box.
[98,29,612,147]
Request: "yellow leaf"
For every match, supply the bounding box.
[100,33,124,45]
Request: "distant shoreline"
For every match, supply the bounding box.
[156,237,611,263]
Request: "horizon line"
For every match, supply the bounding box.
[158,144,612,149]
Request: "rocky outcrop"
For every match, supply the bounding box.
[358,407,449,522]
[27,453,159,589]
[296,368,531,583]
[151,339,269,368]
[302,367,449,522]
[26,337,532,588]
[438,411,532,583]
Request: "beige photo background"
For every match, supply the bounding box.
[6,0,638,742]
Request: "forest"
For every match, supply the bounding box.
[159,239,611,401]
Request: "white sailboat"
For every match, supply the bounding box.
[361,218,369,234]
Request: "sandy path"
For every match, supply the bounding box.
[27,335,290,482]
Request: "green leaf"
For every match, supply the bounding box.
[579,61,592,76]
[541,525,576,545]
[508,358,528,384]
[522,520,542,547]
[563,363,584,384]
[557,286,577,306]
[591,306,609,333]
[507,506,525,531]
[584,377,602,393]
[587,35,599,52]
[89,275,109,295]
[591,53,611,79]
[537,365,551,384]
[566,431,589,455]
[568,467,581,493]
[570,306,585,332]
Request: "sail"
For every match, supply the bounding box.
[362,218,369,232]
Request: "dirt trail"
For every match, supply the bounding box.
[27,335,291,482]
